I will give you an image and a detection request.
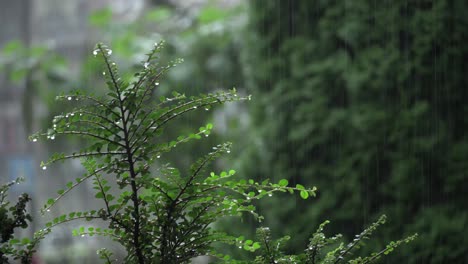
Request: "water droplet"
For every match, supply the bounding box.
[92,49,99,56]
[193,106,197,109]
[144,62,150,69]
[205,108,209,111]
[107,49,112,55]
[53,124,57,128]
[115,121,120,125]
[112,62,116,66]
[238,246,242,249]
[81,234,85,237]
[227,150,231,153]
[70,113,75,116]
[157,155,161,159]
[50,136,55,140]
[205,134,209,137]
[102,71,106,76]
[42,166,47,170]
[32,138,38,142]
[155,82,159,86]
[67,96,72,101]
[46,209,50,212]
[268,193,273,197]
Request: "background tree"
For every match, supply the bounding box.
[239,1,468,263]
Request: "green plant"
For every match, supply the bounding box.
[250,215,417,264]
[0,178,37,264]
[30,42,316,263]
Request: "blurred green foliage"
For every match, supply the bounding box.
[240,0,468,263]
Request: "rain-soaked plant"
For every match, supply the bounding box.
[29,42,317,264]
[0,178,38,264]
[246,215,417,264]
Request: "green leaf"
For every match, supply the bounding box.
[279,179,288,187]
[252,242,261,250]
[89,8,112,27]
[2,40,22,54]
[300,190,309,199]
[66,182,73,188]
[9,239,20,245]
[198,6,229,24]
[145,7,172,22]
[296,184,305,190]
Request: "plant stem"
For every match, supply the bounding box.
[104,53,145,264]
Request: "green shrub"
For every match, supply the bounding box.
[0,178,37,263]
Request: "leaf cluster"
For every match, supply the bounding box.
[0,178,37,264]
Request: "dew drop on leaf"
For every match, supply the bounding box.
[102,72,106,76]
[32,138,38,142]
[155,82,159,86]
[68,96,72,101]
[42,166,47,170]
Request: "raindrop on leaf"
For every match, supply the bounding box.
[68,96,72,101]
[42,166,47,170]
